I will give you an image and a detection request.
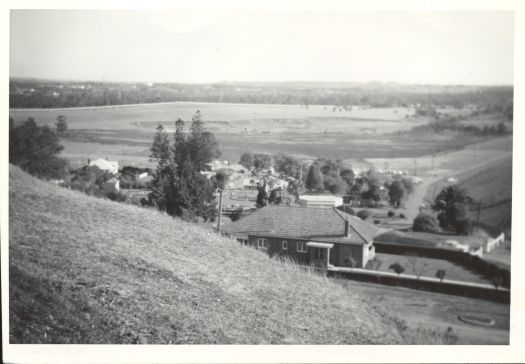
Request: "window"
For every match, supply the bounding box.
[257,238,268,249]
[237,238,248,245]
[282,240,288,250]
[297,242,307,253]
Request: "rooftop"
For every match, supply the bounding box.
[221,205,378,245]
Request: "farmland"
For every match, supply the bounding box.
[9,101,509,165]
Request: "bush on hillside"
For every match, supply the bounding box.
[412,213,441,233]
[388,210,395,218]
[9,118,68,179]
[357,209,370,221]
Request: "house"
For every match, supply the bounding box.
[89,158,119,175]
[221,205,377,268]
[298,195,343,208]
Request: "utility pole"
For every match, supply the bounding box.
[414,158,417,176]
[217,189,223,235]
[476,199,482,232]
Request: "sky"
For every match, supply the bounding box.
[9,10,514,85]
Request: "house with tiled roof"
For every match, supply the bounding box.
[221,205,377,268]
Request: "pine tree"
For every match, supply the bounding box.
[187,111,220,171]
[172,118,187,177]
[305,163,323,192]
[148,124,171,211]
[150,124,171,171]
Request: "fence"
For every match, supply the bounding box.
[328,266,509,303]
[374,242,510,288]
[485,233,505,253]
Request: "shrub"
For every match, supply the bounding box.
[357,209,370,220]
[389,263,405,276]
[399,213,406,219]
[374,220,380,225]
[229,207,244,222]
[361,198,377,208]
[454,218,472,236]
[436,269,446,282]
[387,210,395,218]
[413,213,441,233]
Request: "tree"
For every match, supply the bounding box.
[339,168,355,190]
[9,118,68,179]
[268,188,282,205]
[323,175,348,195]
[361,170,383,202]
[273,153,302,179]
[212,169,230,190]
[405,253,429,279]
[148,124,172,212]
[187,111,220,171]
[55,115,68,136]
[286,179,305,203]
[357,209,370,221]
[230,207,244,222]
[388,180,407,207]
[150,124,171,171]
[412,213,441,233]
[433,186,473,235]
[253,153,273,171]
[256,183,268,208]
[239,152,254,169]
[389,263,405,276]
[147,112,221,221]
[436,269,446,282]
[305,163,323,191]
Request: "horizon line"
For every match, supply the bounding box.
[9,76,514,88]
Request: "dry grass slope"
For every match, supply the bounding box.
[9,165,404,344]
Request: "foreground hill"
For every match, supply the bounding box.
[9,165,404,344]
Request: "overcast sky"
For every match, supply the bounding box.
[10,10,514,85]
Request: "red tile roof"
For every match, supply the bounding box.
[221,205,378,245]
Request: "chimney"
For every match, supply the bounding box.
[344,219,350,238]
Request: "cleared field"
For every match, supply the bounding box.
[10,102,512,163]
[9,102,415,131]
[10,102,442,162]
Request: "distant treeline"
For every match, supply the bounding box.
[10,79,513,111]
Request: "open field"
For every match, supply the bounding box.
[10,102,416,130]
[9,165,509,344]
[9,102,500,163]
[338,280,509,345]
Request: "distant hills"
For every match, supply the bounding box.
[9,78,513,110]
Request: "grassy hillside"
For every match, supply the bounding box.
[423,155,512,235]
[9,165,405,344]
